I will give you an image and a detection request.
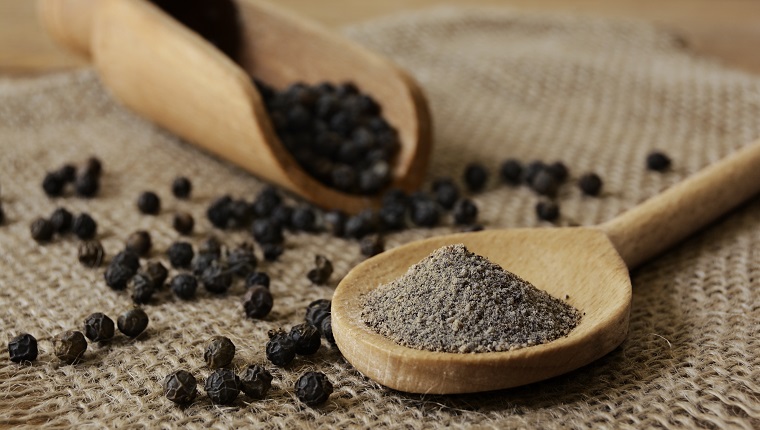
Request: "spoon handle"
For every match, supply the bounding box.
[599,139,760,268]
[38,0,95,58]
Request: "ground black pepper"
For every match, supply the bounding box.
[163,370,198,404]
[171,176,192,199]
[8,333,38,363]
[53,330,87,364]
[205,368,241,405]
[646,151,672,171]
[289,323,321,355]
[137,191,161,215]
[72,213,97,240]
[83,312,115,342]
[239,364,272,399]
[295,371,333,407]
[266,329,296,366]
[30,218,54,243]
[172,212,195,235]
[170,273,198,300]
[536,200,560,222]
[117,308,149,338]
[243,286,273,319]
[126,230,152,257]
[167,241,194,269]
[204,336,236,368]
[578,173,603,196]
[307,255,333,285]
[50,207,73,233]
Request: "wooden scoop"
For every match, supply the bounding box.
[333,139,760,394]
[37,0,432,214]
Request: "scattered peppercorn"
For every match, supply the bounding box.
[167,241,194,269]
[117,308,149,338]
[305,299,331,328]
[104,262,134,290]
[143,261,168,288]
[320,315,335,345]
[379,201,406,231]
[163,370,198,404]
[432,177,460,210]
[344,211,374,238]
[453,198,479,225]
[227,242,257,277]
[252,186,281,217]
[463,163,489,192]
[205,368,240,405]
[50,207,73,233]
[461,224,484,232]
[245,271,270,289]
[77,240,104,268]
[243,286,273,319]
[169,212,194,236]
[42,171,66,197]
[199,236,223,257]
[261,243,284,261]
[137,191,161,215]
[536,200,560,222]
[359,234,384,257]
[251,218,284,245]
[83,156,103,177]
[266,329,297,366]
[8,333,38,363]
[547,161,569,182]
[53,330,87,364]
[295,371,333,407]
[130,273,156,304]
[125,230,152,257]
[307,255,333,285]
[271,205,293,229]
[239,364,273,399]
[647,151,672,171]
[201,261,233,294]
[74,172,99,198]
[578,173,603,196]
[289,323,321,355]
[531,169,559,197]
[170,273,198,300]
[30,218,54,243]
[112,249,140,273]
[207,195,233,229]
[410,199,440,227]
[499,159,523,185]
[291,205,318,232]
[0,203,5,226]
[204,336,236,368]
[83,312,115,342]
[192,252,217,276]
[72,213,97,240]
[171,176,192,199]
[57,164,77,183]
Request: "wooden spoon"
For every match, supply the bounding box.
[37,0,432,214]
[333,139,760,394]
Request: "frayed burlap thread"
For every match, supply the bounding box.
[1,8,758,429]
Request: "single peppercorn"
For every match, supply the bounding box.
[379,202,406,231]
[305,299,331,328]
[453,198,479,225]
[547,161,569,182]
[170,212,194,236]
[117,308,149,338]
[243,286,273,319]
[320,315,335,345]
[8,333,38,363]
[83,312,115,342]
[204,336,236,368]
[536,200,560,222]
[104,262,134,290]
[192,252,217,276]
[289,323,321,355]
[227,243,257,277]
[167,241,194,269]
[461,224,484,232]
[499,159,523,185]
[53,330,87,364]
[50,207,73,233]
[112,249,140,273]
[0,204,5,226]
[266,329,297,366]
[57,164,77,183]
[83,156,102,177]
[323,210,347,237]
[344,212,373,239]
[130,273,156,304]
[531,169,559,197]
[201,261,233,294]
[137,191,161,215]
[30,218,54,243]
[252,186,282,217]
[291,205,318,232]
[410,199,440,227]
[171,176,192,199]
[42,171,66,197]
[163,370,198,405]
[205,368,240,405]
[199,236,223,257]
[463,163,489,192]
[261,243,284,261]
[245,271,270,289]
[125,230,152,257]
[307,255,333,285]
[72,213,97,240]
[295,371,333,407]
[74,172,99,198]
[239,364,273,399]
[143,261,168,289]
[578,173,603,196]
[207,195,233,229]
[251,218,284,245]
[647,151,672,171]
[271,205,293,229]
[359,234,384,257]
[170,274,198,300]
[432,177,459,210]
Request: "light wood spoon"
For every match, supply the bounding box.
[37,0,432,214]
[333,139,760,394]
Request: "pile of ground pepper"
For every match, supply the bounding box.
[361,244,581,353]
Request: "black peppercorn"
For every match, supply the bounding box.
[205,369,241,405]
[261,243,284,261]
[251,218,284,245]
[172,212,195,236]
[432,177,459,210]
[646,151,672,171]
[239,364,273,399]
[227,243,257,277]
[531,169,559,197]
[191,253,217,277]
[536,200,560,222]
[344,212,373,239]
[143,261,168,289]
[307,255,333,285]
[289,323,321,355]
[228,199,253,228]
[112,249,140,273]
[30,218,54,243]
[170,273,198,300]
[359,234,384,257]
[130,273,156,304]
[291,205,318,232]
[74,172,99,198]
[117,308,149,338]
[0,203,5,226]
[171,176,192,199]
[578,173,603,196]
[271,205,293,230]
[201,261,233,294]
[245,271,270,289]
[500,159,523,185]
[199,236,223,257]
[53,330,87,364]
[50,207,73,233]
[83,312,115,342]
[243,286,273,319]
[83,156,103,177]
[252,186,282,217]
[167,241,194,269]
[8,333,38,363]
[463,163,489,192]
[163,370,198,404]
[410,199,440,227]
[57,164,77,183]
[42,171,65,197]
[320,315,335,345]
[453,198,479,225]
[305,299,331,328]
[323,210,347,237]
[72,213,97,240]
[137,191,161,215]
[266,329,297,366]
[125,230,152,257]
[204,336,236,368]
[461,224,484,232]
[78,240,105,268]
[295,371,333,406]
[547,161,569,182]
[379,202,406,231]
[207,195,233,229]
[104,262,134,290]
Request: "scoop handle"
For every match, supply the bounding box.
[38,0,96,59]
[599,139,760,268]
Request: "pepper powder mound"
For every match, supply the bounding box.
[361,244,581,353]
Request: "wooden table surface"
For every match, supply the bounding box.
[2,0,760,76]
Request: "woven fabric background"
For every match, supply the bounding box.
[1,7,759,428]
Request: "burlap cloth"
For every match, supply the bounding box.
[1,7,758,429]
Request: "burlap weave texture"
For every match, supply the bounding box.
[1,7,758,429]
